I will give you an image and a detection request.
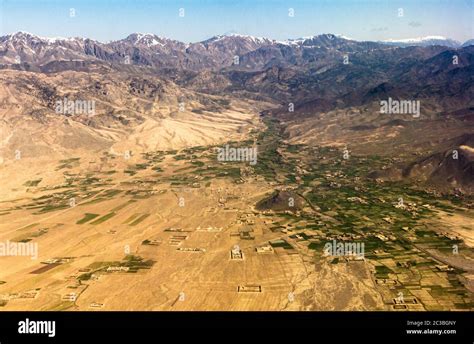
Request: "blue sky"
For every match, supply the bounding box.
[0,0,472,42]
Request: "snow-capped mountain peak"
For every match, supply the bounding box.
[204,33,273,45]
[122,33,168,47]
[1,31,81,45]
[384,35,447,43]
[381,36,461,48]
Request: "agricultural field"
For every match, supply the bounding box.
[0,117,472,311]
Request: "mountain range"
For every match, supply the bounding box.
[1,31,473,71]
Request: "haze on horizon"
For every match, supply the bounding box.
[0,0,472,43]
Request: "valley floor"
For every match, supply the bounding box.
[0,116,472,311]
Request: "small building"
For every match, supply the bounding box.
[230,247,244,260]
[62,293,77,302]
[256,245,274,254]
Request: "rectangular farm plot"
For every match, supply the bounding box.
[90,212,117,225]
[128,214,150,226]
[123,213,150,226]
[30,263,61,274]
[76,213,100,224]
[237,285,262,293]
